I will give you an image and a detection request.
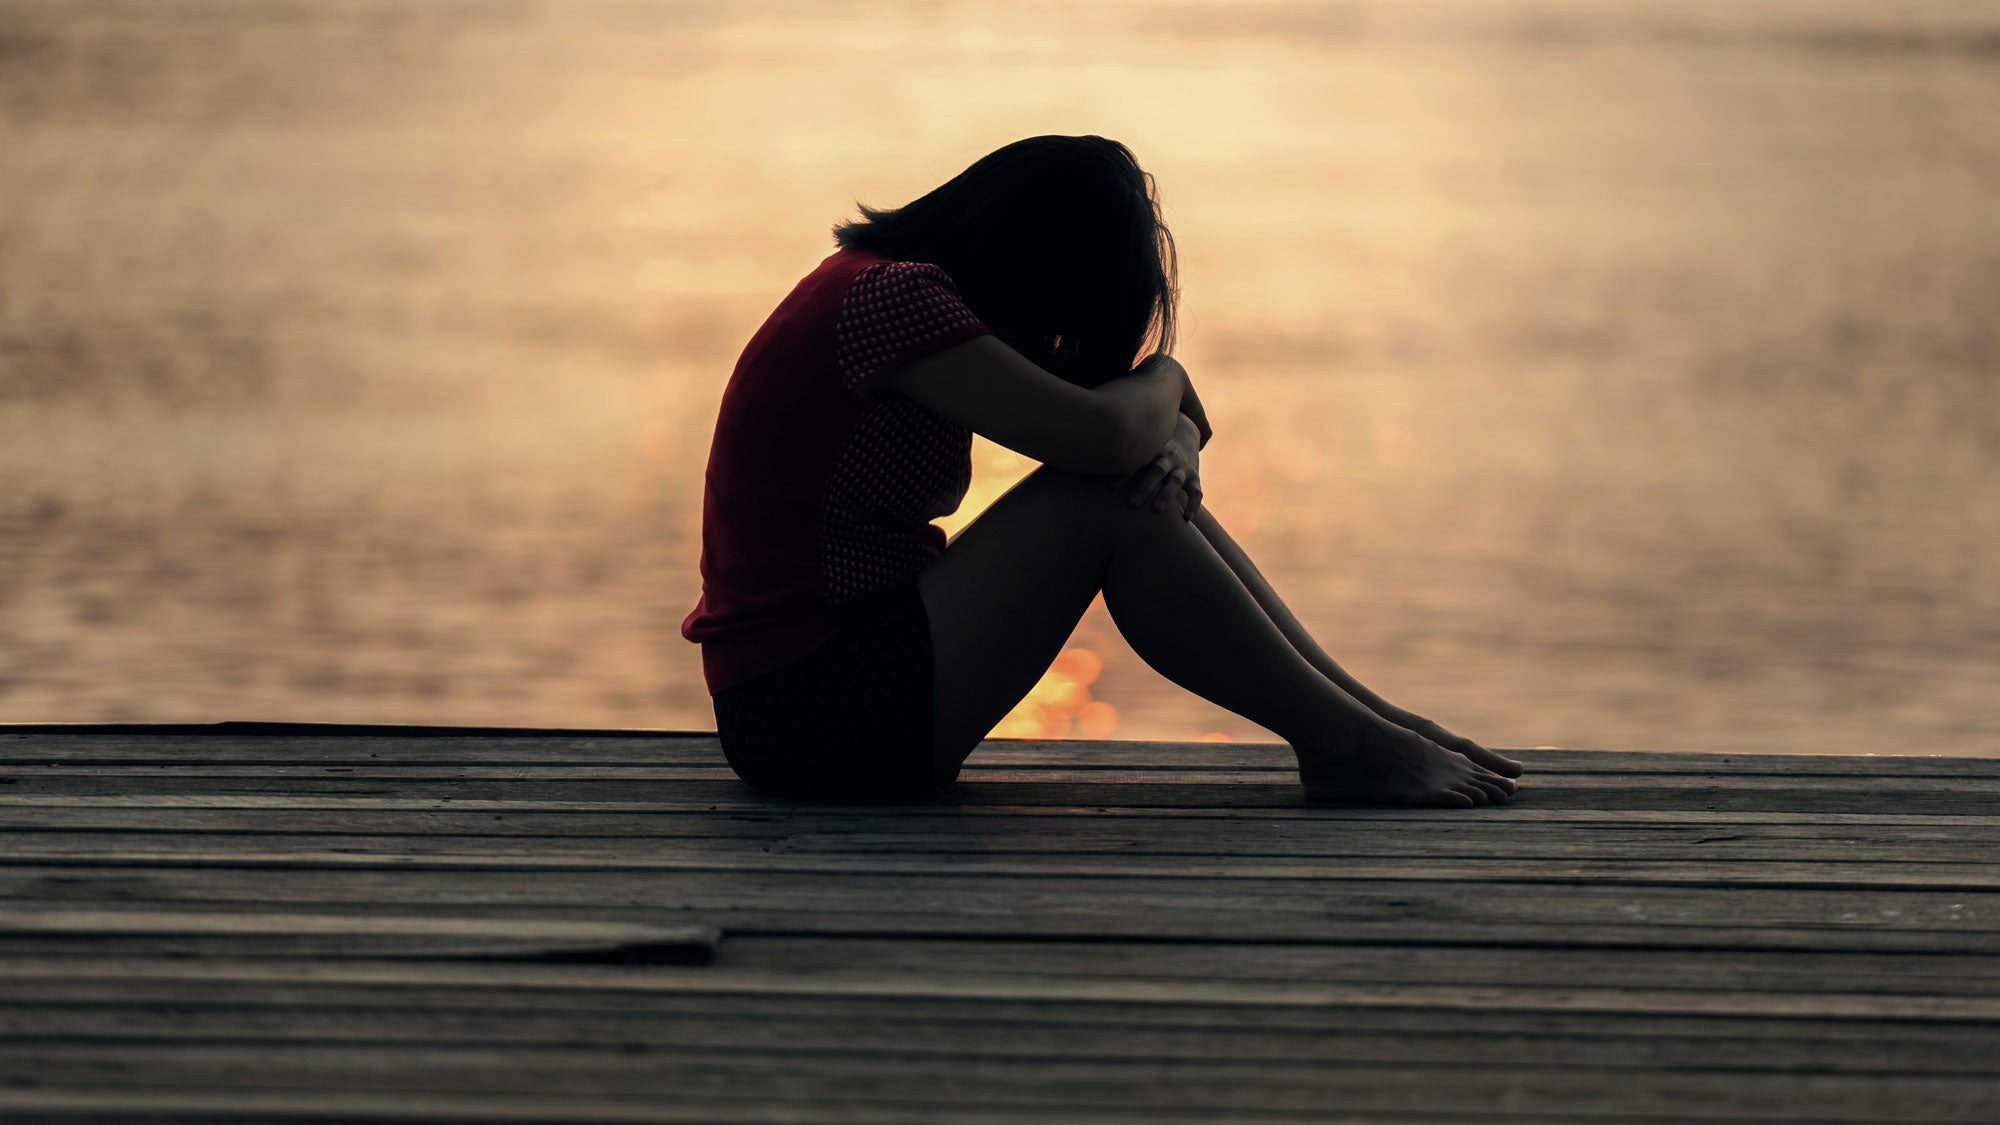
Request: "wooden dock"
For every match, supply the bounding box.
[1,724,1996,1123]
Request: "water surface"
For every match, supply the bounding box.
[3,0,1995,754]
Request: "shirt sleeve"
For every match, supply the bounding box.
[834,261,991,399]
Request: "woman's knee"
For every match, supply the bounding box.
[1013,465,1157,528]
[1017,464,1102,495]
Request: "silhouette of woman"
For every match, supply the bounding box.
[683,135,1522,806]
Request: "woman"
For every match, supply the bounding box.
[683,135,1522,807]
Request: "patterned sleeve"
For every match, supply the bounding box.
[834,261,991,398]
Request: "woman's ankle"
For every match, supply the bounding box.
[1289,711,1409,761]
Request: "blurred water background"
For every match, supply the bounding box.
[2,0,1995,754]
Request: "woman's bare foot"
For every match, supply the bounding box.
[1296,722,1520,808]
[1385,712,1526,779]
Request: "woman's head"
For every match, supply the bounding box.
[833,135,1178,387]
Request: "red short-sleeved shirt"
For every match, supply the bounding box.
[681,246,993,693]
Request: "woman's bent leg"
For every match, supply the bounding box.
[917,467,1515,807]
[1191,509,1524,779]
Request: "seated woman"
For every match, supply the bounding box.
[682,134,1523,807]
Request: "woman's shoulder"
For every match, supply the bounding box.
[757,246,891,326]
[814,245,966,290]
[792,247,975,331]
[813,243,891,282]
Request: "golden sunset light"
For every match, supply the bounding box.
[3,0,1995,757]
[9,5,1998,1118]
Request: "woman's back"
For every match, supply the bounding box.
[680,246,990,694]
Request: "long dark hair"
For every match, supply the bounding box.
[832,135,1178,387]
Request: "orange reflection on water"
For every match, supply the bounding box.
[947,439,1122,741]
[1078,701,1118,740]
[989,646,1110,741]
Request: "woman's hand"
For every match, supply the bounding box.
[1115,411,1204,520]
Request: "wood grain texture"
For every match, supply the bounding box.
[0,725,1995,1123]
[6,1040,2000,1121]
[6,768,1999,816]
[8,729,1997,777]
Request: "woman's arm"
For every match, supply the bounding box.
[1179,382,1212,450]
[1118,410,1206,519]
[877,336,1187,476]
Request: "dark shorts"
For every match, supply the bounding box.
[711,584,955,802]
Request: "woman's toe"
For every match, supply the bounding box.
[1466,745,1525,778]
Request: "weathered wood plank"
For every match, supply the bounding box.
[7,814,1996,860]
[0,908,714,963]
[981,743,2000,778]
[14,762,2000,814]
[8,730,1996,778]
[9,999,1999,1076]
[4,774,1998,816]
[6,811,1998,869]
[6,958,1995,1115]
[7,862,1997,930]
[11,932,2000,999]
[7,792,1998,830]
[0,1086,1584,1125]
[715,935,2000,996]
[0,731,1993,1122]
[3,866,1997,953]
[0,1087,1216,1125]
[11,752,2000,788]
[5,843,1999,892]
[4,902,1988,957]
[11,753,2000,795]
[3,1040,1997,1121]
[9,963,1997,1026]
[0,1084,1938,1125]
[0,1093,1524,1125]
[11,956,2000,1031]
